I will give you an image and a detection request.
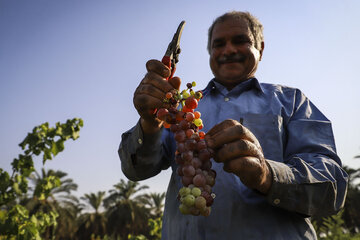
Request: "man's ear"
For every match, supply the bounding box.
[259,41,265,61]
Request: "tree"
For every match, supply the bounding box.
[104,179,150,239]
[141,192,165,218]
[22,168,80,239]
[77,191,107,239]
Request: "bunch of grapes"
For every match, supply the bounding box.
[156,82,216,217]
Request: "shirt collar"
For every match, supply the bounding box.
[203,77,264,96]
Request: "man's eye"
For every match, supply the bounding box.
[212,41,225,48]
[233,37,251,45]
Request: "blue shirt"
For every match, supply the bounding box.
[119,78,348,240]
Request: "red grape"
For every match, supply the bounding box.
[156,108,169,121]
[181,176,193,186]
[193,174,206,187]
[191,157,202,169]
[174,130,186,142]
[185,112,195,122]
[185,96,198,109]
[185,139,197,151]
[182,165,196,177]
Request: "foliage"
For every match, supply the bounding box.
[312,155,360,240]
[127,216,162,240]
[313,210,350,239]
[76,191,107,239]
[0,118,83,239]
[140,193,165,219]
[343,165,360,233]
[313,209,360,240]
[148,216,162,240]
[24,169,81,239]
[103,180,150,239]
[127,234,147,240]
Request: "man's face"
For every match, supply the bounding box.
[209,18,264,90]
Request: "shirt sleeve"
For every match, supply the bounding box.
[266,89,348,217]
[118,120,173,181]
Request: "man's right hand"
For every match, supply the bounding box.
[133,59,181,134]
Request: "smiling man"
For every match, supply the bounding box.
[119,11,348,239]
[209,14,264,90]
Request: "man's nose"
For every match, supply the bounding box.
[223,42,237,55]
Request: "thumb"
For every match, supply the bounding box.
[168,76,181,90]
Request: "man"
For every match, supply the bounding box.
[119,11,348,239]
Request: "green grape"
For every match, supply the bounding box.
[179,187,191,197]
[179,204,191,215]
[183,194,195,207]
[182,91,190,99]
[195,91,202,99]
[191,187,201,197]
[193,118,203,127]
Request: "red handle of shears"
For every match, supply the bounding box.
[161,56,175,80]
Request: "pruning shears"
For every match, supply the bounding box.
[161,21,186,80]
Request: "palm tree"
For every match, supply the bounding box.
[104,179,150,239]
[77,191,107,239]
[23,168,80,239]
[141,192,166,218]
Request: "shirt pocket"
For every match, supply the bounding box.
[240,113,284,162]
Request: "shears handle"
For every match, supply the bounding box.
[161,56,175,80]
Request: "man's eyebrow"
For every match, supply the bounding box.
[233,34,251,39]
[212,37,224,43]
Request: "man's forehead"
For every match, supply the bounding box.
[212,18,252,38]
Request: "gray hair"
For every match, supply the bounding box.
[207,11,264,53]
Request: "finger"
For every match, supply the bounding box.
[142,72,174,93]
[223,156,265,188]
[168,76,181,90]
[135,83,166,100]
[214,139,263,163]
[223,156,261,173]
[206,119,238,137]
[133,93,164,116]
[146,59,171,78]
[207,123,259,149]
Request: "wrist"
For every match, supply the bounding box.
[257,160,273,194]
[140,118,162,134]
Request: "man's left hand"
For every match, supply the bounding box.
[205,119,272,194]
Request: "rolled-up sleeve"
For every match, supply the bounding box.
[266,90,348,217]
[118,120,173,181]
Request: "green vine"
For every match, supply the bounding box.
[0,118,83,239]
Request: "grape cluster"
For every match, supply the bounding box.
[156,82,216,217]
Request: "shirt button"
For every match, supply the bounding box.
[273,198,281,205]
[224,97,230,102]
[138,138,143,145]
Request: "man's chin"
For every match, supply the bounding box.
[218,72,246,82]
[215,74,248,89]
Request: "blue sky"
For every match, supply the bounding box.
[1,0,359,197]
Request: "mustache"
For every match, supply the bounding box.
[217,54,246,64]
